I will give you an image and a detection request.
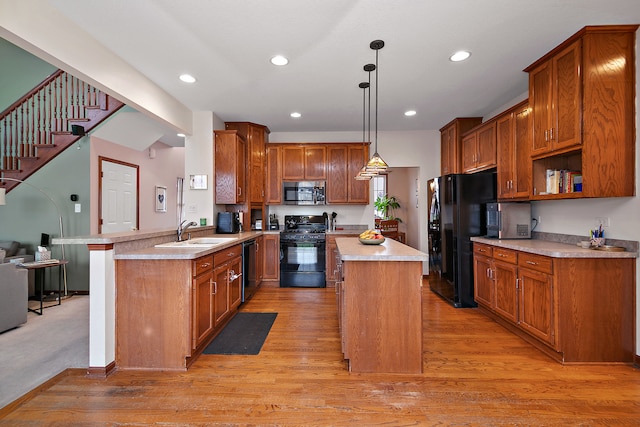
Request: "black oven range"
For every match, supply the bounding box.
[279,215,326,288]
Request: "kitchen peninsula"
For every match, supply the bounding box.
[335,237,427,373]
[55,228,262,374]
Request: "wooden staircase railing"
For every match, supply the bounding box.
[0,70,124,193]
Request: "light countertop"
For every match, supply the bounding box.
[471,236,637,258]
[336,237,427,262]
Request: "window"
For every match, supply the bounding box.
[372,174,387,218]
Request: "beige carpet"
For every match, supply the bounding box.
[0,295,89,409]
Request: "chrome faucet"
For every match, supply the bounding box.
[177,220,198,241]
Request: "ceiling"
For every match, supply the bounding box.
[41,0,640,146]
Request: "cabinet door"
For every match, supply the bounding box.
[441,125,454,175]
[529,61,553,156]
[262,234,280,281]
[493,260,518,323]
[255,235,264,284]
[473,255,493,307]
[326,236,338,286]
[552,41,582,151]
[519,268,555,346]
[248,125,266,203]
[496,113,514,199]
[512,104,531,199]
[461,133,477,172]
[282,146,305,180]
[228,256,243,310]
[475,121,497,170]
[348,145,369,204]
[305,146,327,180]
[215,131,246,204]
[266,146,282,204]
[193,272,214,348]
[213,264,230,325]
[326,146,348,204]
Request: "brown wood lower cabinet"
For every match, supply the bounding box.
[473,242,634,363]
[262,233,280,283]
[115,244,243,370]
[326,233,359,287]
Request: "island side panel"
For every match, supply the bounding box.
[115,259,193,370]
[342,259,423,373]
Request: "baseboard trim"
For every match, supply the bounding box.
[86,361,116,378]
[0,368,85,419]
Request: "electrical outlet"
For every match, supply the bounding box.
[595,216,610,227]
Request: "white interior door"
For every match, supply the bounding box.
[100,159,138,233]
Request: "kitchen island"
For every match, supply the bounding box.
[335,237,427,373]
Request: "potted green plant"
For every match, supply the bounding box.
[374,194,402,222]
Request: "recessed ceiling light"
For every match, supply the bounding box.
[404,110,417,117]
[290,112,302,118]
[271,55,289,66]
[450,51,471,62]
[179,74,196,83]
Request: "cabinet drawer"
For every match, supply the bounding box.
[214,244,242,266]
[193,255,214,277]
[493,248,517,264]
[518,252,552,274]
[473,242,493,257]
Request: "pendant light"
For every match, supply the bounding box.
[365,39,389,174]
[355,64,376,180]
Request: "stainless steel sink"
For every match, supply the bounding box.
[154,237,238,248]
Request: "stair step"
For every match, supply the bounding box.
[33,144,58,148]
[68,118,91,122]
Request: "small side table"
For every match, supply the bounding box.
[18,259,68,315]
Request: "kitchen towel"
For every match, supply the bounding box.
[203,312,277,355]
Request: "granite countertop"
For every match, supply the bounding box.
[471,236,637,259]
[54,228,262,260]
[336,237,427,262]
[326,228,367,235]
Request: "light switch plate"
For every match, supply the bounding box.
[75,203,81,213]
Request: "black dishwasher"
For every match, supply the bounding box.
[242,239,258,302]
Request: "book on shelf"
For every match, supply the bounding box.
[545,169,582,194]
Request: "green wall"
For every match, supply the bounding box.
[1,38,90,292]
[0,38,56,111]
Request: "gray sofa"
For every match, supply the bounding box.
[0,262,28,333]
[0,240,35,296]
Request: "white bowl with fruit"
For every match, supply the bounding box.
[358,229,386,245]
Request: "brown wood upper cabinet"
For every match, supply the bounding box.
[265,145,282,204]
[326,144,369,204]
[269,143,369,205]
[225,122,270,204]
[440,117,482,175]
[525,25,637,199]
[214,130,245,204]
[461,120,496,173]
[282,145,326,181]
[496,100,531,200]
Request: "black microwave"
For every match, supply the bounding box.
[283,181,326,205]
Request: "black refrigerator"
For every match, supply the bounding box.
[429,172,496,308]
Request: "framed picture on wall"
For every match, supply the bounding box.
[155,186,167,212]
[189,174,208,190]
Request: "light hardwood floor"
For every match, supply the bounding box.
[2,281,639,426]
